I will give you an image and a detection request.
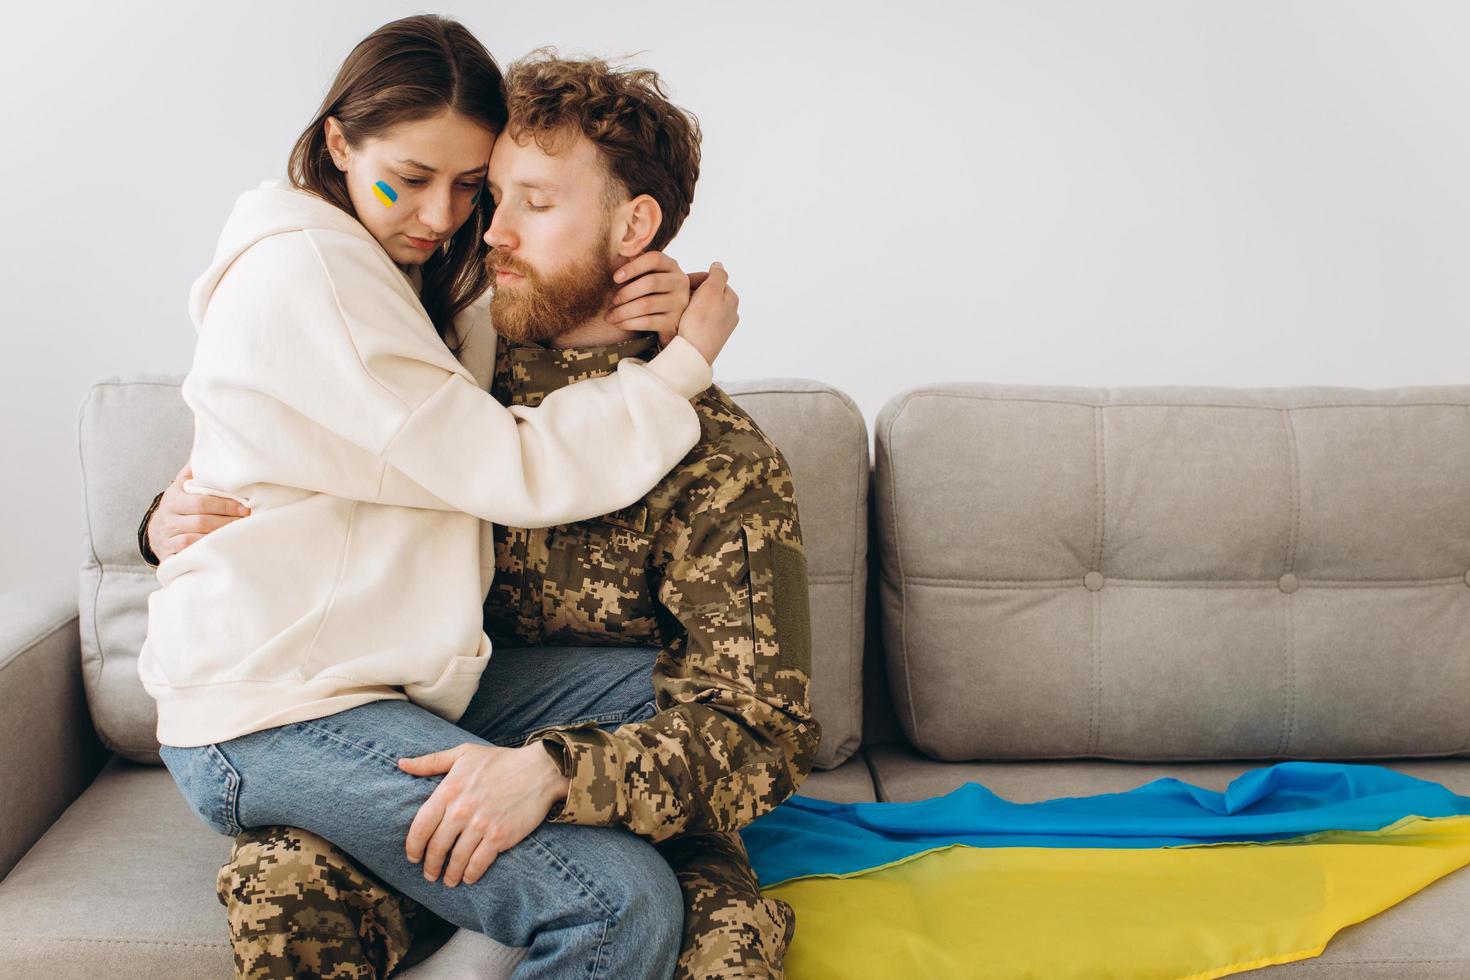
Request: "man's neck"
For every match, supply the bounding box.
[544,316,643,349]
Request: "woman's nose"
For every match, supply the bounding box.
[418,188,455,236]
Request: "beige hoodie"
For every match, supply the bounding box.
[139,180,711,747]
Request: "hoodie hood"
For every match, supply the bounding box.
[188,179,391,332]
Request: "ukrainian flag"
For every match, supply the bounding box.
[739,762,1470,978]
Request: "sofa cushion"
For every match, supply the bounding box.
[793,752,876,803]
[77,377,197,763]
[874,384,1470,762]
[77,376,869,769]
[0,751,876,979]
[0,757,235,978]
[0,758,488,979]
[866,746,1470,978]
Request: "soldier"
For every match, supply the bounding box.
[145,50,819,979]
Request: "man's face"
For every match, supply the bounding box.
[483,130,621,344]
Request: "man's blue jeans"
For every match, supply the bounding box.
[159,645,680,980]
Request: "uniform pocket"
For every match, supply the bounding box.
[158,743,243,837]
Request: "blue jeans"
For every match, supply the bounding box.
[159,645,680,980]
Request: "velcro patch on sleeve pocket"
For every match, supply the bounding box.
[741,515,813,676]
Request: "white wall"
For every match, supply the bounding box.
[3,0,1468,593]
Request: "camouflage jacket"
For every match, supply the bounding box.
[487,333,822,842]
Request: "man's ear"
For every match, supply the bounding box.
[614,193,664,256]
[324,117,352,172]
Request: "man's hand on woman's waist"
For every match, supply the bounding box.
[141,462,251,565]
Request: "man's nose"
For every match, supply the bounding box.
[484,207,515,250]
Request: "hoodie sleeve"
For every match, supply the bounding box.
[191,227,711,529]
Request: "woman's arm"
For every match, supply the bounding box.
[190,229,735,530]
[150,253,736,562]
[374,262,738,525]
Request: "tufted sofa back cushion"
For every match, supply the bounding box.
[875,383,1470,762]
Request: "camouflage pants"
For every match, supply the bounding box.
[217,823,792,979]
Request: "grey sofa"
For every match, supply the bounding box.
[2,375,1467,978]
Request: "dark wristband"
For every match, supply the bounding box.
[137,489,166,567]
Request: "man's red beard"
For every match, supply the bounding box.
[486,238,615,345]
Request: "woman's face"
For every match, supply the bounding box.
[325,109,495,266]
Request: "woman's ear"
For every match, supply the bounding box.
[324,116,351,172]
[615,194,664,256]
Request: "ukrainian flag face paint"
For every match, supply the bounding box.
[372,180,398,208]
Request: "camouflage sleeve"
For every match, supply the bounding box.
[527,452,822,842]
[656,830,795,980]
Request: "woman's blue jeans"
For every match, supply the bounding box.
[159,644,680,980]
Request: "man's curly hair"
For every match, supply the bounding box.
[504,49,701,251]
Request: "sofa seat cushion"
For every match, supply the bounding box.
[0,752,876,979]
[0,758,538,979]
[0,756,235,978]
[794,752,876,803]
[866,745,1470,977]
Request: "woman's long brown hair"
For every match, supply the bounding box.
[288,14,505,347]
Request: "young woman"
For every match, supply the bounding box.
[147,15,736,978]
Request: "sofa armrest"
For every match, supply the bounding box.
[0,580,109,881]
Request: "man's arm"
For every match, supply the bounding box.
[527,451,821,843]
[138,464,251,566]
